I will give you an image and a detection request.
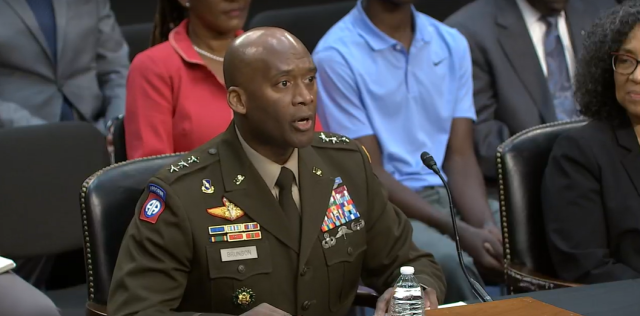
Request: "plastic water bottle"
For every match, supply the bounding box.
[389,266,425,316]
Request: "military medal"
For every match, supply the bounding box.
[233,287,255,308]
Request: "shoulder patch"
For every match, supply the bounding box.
[312,132,358,151]
[139,184,167,224]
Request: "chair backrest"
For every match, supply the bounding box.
[80,153,183,306]
[248,2,356,52]
[497,119,588,277]
[111,0,156,26]
[0,122,110,258]
[112,115,127,163]
[121,23,153,61]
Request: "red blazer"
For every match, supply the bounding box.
[125,20,323,159]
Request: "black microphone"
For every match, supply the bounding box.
[420,151,493,303]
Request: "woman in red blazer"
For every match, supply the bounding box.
[125,0,323,159]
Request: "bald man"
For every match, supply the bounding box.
[107,28,445,316]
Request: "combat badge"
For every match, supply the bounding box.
[201,179,214,194]
[207,197,245,221]
[139,184,167,224]
[233,288,255,309]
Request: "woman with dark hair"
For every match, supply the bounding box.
[542,1,640,284]
[125,0,323,159]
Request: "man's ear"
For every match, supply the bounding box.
[227,87,247,115]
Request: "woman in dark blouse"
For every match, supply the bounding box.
[542,2,640,284]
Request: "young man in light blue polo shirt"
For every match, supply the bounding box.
[314,0,503,303]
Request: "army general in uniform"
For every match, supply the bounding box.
[108,27,446,316]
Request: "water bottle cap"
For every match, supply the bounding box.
[400,266,414,274]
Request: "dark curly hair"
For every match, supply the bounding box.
[151,0,187,46]
[575,1,640,125]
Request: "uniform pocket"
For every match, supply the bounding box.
[205,238,273,311]
[320,228,367,312]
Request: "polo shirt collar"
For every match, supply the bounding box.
[353,0,431,51]
[169,19,243,65]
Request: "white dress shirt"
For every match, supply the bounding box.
[516,0,576,80]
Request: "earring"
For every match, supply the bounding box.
[185,1,190,8]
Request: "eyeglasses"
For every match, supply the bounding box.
[611,52,640,75]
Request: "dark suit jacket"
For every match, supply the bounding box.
[446,0,616,179]
[542,119,640,284]
[108,124,445,316]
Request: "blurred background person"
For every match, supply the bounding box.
[446,0,616,181]
[124,0,325,160]
[0,0,128,287]
[0,0,128,132]
[315,0,503,303]
[542,1,640,284]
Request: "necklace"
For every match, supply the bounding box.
[193,45,224,62]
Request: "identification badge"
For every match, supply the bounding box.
[220,246,258,262]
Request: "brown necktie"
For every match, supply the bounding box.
[276,167,301,247]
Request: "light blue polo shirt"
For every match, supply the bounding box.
[314,1,476,191]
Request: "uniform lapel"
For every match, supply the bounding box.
[614,121,640,197]
[4,0,53,62]
[297,146,335,266]
[52,0,67,65]
[496,0,556,123]
[218,125,299,252]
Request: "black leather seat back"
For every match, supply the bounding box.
[121,23,153,61]
[0,122,110,258]
[497,119,587,276]
[81,154,183,305]
[248,2,355,52]
[112,115,127,163]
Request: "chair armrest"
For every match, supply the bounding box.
[86,302,107,316]
[506,263,582,294]
[353,286,379,308]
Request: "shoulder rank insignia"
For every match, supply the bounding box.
[139,184,167,224]
[207,197,245,221]
[233,287,255,308]
[318,132,350,144]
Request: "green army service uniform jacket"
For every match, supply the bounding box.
[108,124,446,316]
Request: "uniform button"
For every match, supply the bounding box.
[347,247,354,255]
[237,265,245,273]
[394,44,402,51]
[208,148,218,155]
[302,300,313,311]
[300,266,310,276]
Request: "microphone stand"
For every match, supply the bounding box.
[420,152,493,303]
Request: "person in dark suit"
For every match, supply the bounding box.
[542,2,640,284]
[446,0,616,179]
[108,27,445,316]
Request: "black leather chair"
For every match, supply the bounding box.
[111,115,127,163]
[80,153,379,315]
[248,2,355,52]
[121,23,153,61]
[496,119,588,294]
[0,122,111,316]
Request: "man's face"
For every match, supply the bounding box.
[242,42,317,149]
[526,0,570,15]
